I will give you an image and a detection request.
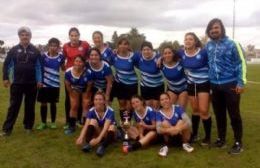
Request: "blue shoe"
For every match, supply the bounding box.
[64,127,75,135]
[82,143,92,153]
[96,145,105,157]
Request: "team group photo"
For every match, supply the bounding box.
[0,0,259,167]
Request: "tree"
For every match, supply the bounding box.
[200,35,209,47]
[246,44,256,58]
[110,31,119,49]
[0,40,5,55]
[157,40,182,54]
[127,28,146,52]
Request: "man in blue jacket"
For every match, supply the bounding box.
[205,18,247,154]
[0,27,42,136]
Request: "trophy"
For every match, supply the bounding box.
[121,111,131,153]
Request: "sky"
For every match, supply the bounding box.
[0,0,259,48]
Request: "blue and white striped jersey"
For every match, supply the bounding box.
[110,52,139,85]
[136,53,164,87]
[41,52,64,88]
[88,61,112,89]
[179,48,209,84]
[161,61,187,93]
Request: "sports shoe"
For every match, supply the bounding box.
[96,145,106,157]
[158,146,169,157]
[200,138,211,147]
[0,131,11,137]
[182,143,194,153]
[64,127,76,135]
[49,123,57,129]
[213,138,226,148]
[36,123,47,130]
[63,124,69,130]
[228,142,243,155]
[82,143,92,153]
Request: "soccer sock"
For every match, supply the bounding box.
[102,131,115,148]
[85,125,95,143]
[132,141,142,150]
[69,117,76,128]
[191,115,200,136]
[40,104,47,123]
[50,103,56,123]
[202,117,212,140]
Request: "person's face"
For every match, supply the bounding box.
[93,33,103,47]
[48,43,59,55]
[131,98,143,112]
[142,46,153,59]
[69,31,80,45]
[209,22,222,40]
[160,94,171,109]
[89,50,101,65]
[118,40,129,53]
[94,94,105,109]
[184,35,196,50]
[19,32,31,46]
[162,48,174,63]
[73,57,85,70]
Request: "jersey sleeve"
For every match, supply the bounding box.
[132,52,141,66]
[104,64,112,77]
[150,110,156,122]
[86,110,95,119]
[176,105,184,120]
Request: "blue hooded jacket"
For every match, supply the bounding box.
[206,37,247,87]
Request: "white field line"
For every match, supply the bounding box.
[248,81,260,84]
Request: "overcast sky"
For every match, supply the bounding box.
[0,0,259,48]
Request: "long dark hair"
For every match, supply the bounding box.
[206,18,226,39]
[162,46,179,62]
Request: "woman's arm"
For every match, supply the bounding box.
[105,75,113,103]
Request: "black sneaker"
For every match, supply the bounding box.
[228,142,243,155]
[96,145,106,157]
[200,138,211,147]
[213,138,226,148]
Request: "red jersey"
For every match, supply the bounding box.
[63,41,90,69]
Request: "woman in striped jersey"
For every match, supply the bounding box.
[179,32,211,146]
[87,47,113,105]
[160,46,188,108]
[136,41,164,110]
[110,37,139,122]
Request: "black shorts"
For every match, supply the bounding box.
[187,81,210,96]
[167,88,187,95]
[141,84,165,100]
[112,81,138,100]
[37,87,60,103]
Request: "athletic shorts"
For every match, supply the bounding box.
[167,88,187,95]
[37,87,60,103]
[112,81,138,100]
[141,84,165,100]
[187,81,210,96]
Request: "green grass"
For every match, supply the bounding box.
[0,64,260,168]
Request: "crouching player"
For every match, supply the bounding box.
[76,91,116,157]
[156,92,194,157]
[124,95,157,153]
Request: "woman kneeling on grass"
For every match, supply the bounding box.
[124,95,157,153]
[76,91,116,157]
[157,92,194,157]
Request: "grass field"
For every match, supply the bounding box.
[0,64,259,168]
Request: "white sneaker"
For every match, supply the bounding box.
[158,146,169,157]
[182,143,194,153]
